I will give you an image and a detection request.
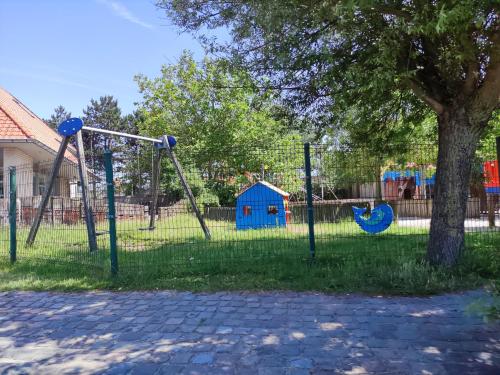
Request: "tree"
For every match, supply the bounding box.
[135,52,303,203]
[159,1,500,266]
[113,111,148,196]
[44,105,71,130]
[82,96,123,174]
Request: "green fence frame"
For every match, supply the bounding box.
[104,149,118,276]
[304,143,316,259]
[9,167,16,263]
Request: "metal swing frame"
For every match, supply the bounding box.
[26,121,211,252]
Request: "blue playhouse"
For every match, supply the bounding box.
[236,181,290,230]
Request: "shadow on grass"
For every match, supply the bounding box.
[0,232,498,295]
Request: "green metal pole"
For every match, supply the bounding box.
[9,167,17,263]
[104,149,118,276]
[304,143,316,259]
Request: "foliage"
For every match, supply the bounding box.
[159,1,500,266]
[467,282,500,322]
[195,189,220,209]
[478,111,500,161]
[320,111,496,192]
[44,105,71,130]
[135,52,303,201]
[204,180,239,206]
[113,111,147,196]
[82,96,123,173]
[135,52,301,174]
[159,0,499,133]
[78,99,147,198]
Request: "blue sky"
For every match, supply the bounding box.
[0,0,215,119]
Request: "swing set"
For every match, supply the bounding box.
[25,118,211,252]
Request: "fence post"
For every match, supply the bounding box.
[304,143,316,259]
[9,167,17,263]
[104,149,118,276]
[50,196,54,226]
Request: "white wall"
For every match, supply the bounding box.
[2,148,33,198]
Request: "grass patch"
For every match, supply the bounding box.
[0,216,497,295]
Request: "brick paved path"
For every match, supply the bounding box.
[0,290,498,374]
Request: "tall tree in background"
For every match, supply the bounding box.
[160,1,500,266]
[44,105,71,130]
[80,98,147,196]
[82,96,123,173]
[116,111,148,196]
[135,52,303,199]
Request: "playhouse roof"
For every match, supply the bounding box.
[0,86,77,163]
[236,180,289,198]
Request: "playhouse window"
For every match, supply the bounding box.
[267,205,278,215]
[243,205,252,216]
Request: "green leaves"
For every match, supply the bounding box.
[44,105,71,130]
[158,0,498,137]
[135,51,303,201]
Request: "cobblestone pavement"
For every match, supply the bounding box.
[0,290,498,374]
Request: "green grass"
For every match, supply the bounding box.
[0,215,498,295]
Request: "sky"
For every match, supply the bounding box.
[0,0,218,119]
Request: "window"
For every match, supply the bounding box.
[38,175,47,195]
[0,171,3,198]
[33,174,47,196]
[243,205,252,216]
[268,205,278,215]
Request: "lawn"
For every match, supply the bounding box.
[0,214,498,295]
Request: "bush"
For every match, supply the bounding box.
[205,180,239,206]
[196,190,220,209]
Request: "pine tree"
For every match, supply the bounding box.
[44,105,71,130]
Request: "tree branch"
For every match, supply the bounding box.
[463,61,480,97]
[408,79,445,114]
[470,30,500,122]
[359,3,413,21]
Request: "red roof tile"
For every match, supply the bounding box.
[0,86,77,162]
[0,108,30,138]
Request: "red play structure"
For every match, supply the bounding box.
[484,160,500,194]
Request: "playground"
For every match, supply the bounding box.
[0,118,498,292]
[0,206,498,293]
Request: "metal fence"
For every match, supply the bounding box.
[1,139,499,279]
[0,160,109,274]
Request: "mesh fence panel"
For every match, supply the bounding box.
[112,142,309,276]
[311,142,499,264]
[0,160,108,272]
[1,140,498,279]
[0,166,9,260]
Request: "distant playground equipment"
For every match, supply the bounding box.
[236,181,291,230]
[26,118,210,251]
[383,169,435,199]
[484,160,500,194]
[352,203,394,234]
[384,162,499,198]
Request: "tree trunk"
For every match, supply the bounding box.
[427,108,481,266]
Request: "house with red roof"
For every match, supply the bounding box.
[0,86,79,200]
